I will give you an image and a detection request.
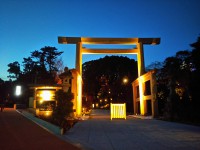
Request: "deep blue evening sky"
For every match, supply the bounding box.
[1,0,200,80]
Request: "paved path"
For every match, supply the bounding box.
[0,108,80,150]
[3,108,200,150]
[64,109,200,150]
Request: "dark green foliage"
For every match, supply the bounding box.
[156,36,200,124]
[6,46,63,108]
[52,90,74,127]
[40,46,63,73]
[7,61,21,80]
[191,36,200,71]
[82,55,138,112]
[7,46,63,84]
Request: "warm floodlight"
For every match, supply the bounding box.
[16,85,21,96]
[41,91,51,100]
[45,111,52,116]
[123,77,128,84]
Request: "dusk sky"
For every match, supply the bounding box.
[1,0,200,81]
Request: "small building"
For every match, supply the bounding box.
[29,67,82,117]
[29,85,62,117]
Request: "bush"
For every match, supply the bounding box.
[52,90,74,130]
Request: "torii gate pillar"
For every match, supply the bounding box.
[76,42,82,75]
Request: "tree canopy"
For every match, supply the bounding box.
[152,36,200,123]
[7,61,21,79]
[7,46,63,84]
[82,55,138,111]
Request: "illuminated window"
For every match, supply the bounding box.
[36,90,55,101]
[41,91,51,100]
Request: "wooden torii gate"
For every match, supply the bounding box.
[58,37,160,117]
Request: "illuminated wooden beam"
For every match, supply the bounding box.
[58,37,160,45]
[82,48,138,54]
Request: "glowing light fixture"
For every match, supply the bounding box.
[123,77,128,84]
[45,111,52,116]
[96,103,99,108]
[41,91,52,100]
[16,85,21,96]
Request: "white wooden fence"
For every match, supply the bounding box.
[110,103,126,120]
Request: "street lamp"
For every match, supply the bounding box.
[123,77,128,84]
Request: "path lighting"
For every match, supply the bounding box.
[96,103,99,108]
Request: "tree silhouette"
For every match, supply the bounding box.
[82,55,138,112]
[155,36,200,123]
[40,46,63,73]
[7,61,21,80]
[22,57,35,74]
[20,46,63,84]
[191,36,200,71]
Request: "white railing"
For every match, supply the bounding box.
[110,103,126,120]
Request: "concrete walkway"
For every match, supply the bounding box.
[64,109,200,150]
[9,108,200,150]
